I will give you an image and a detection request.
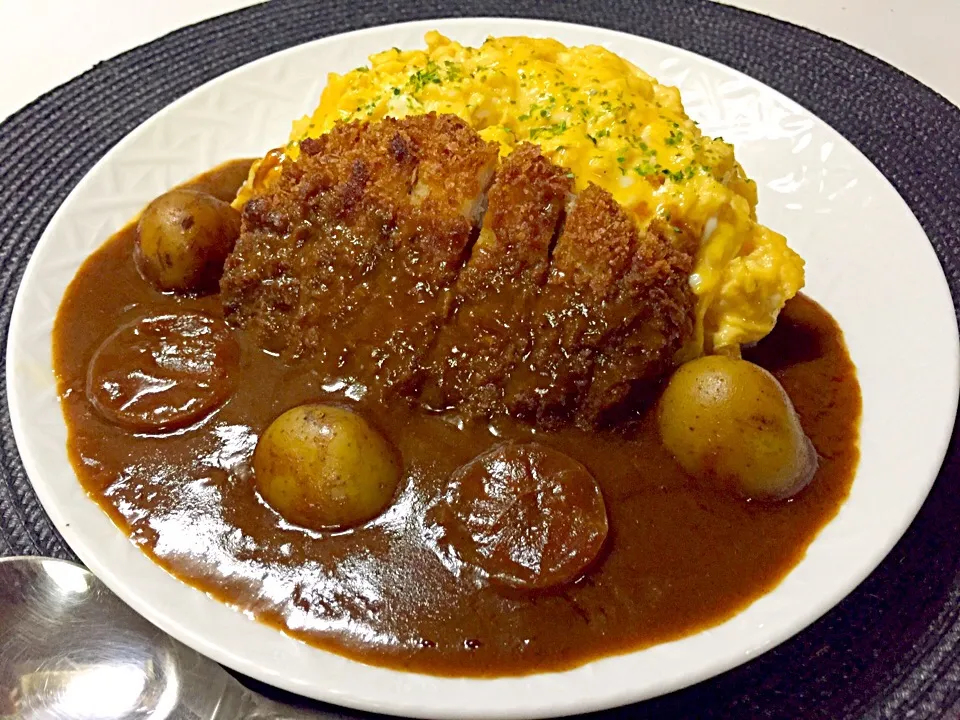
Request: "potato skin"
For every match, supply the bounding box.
[658,355,818,501]
[253,404,401,530]
[135,189,240,294]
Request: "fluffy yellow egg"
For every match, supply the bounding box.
[236,32,804,355]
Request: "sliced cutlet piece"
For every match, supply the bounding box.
[418,143,572,416]
[506,184,696,427]
[220,118,420,365]
[335,113,499,400]
[581,209,696,423]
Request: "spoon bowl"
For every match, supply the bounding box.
[0,556,335,719]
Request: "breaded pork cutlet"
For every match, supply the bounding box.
[419,143,572,415]
[222,119,420,358]
[221,114,498,383]
[506,185,695,426]
[222,113,697,427]
[334,114,499,397]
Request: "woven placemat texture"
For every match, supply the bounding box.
[1,1,958,718]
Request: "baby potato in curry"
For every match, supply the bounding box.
[253,403,401,530]
[135,188,240,294]
[658,355,818,501]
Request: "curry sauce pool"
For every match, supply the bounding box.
[52,161,861,678]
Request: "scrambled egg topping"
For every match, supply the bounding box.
[239,32,804,354]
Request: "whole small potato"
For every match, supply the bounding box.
[658,356,818,501]
[253,404,401,530]
[135,188,241,294]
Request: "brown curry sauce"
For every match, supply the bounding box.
[52,160,861,677]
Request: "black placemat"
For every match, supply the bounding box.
[1,0,958,717]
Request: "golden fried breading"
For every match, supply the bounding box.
[507,185,695,425]
[221,118,419,356]
[333,114,499,395]
[221,114,498,374]
[420,143,572,414]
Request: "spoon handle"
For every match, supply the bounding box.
[213,675,352,719]
[168,632,347,719]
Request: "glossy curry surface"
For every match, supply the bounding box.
[53,161,861,677]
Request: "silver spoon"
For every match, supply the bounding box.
[0,555,360,720]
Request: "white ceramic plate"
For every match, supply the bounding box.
[7,18,959,720]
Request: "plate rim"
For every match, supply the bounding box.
[7,16,960,720]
